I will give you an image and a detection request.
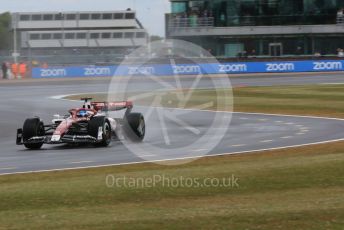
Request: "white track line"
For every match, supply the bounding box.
[69,161,94,164]
[318,83,344,85]
[231,144,246,147]
[192,149,209,152]
[260,140,274,143]
[2,138,344,176]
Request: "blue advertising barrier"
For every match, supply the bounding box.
[32,60,344,78]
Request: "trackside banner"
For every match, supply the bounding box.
[32,60,344,78]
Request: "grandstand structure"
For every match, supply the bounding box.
[11,11,148,65]
[166,0,344,58]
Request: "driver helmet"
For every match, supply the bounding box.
[77,110,88,118]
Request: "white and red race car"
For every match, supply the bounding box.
[16,98,145,149]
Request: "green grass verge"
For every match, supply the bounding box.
[1,143,344,229]
[1,84,344,229]
[234,84,344,118]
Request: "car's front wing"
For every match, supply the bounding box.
[16,129,98,145]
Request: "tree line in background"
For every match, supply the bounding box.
[0,12,12,52]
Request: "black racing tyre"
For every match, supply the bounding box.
[22,118,45,150]
[124,113,145,142]
[88,116,112,147]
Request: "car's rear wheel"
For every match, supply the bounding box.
[88,116,112,147]
[22,118,45,150]
[124,113,145,142]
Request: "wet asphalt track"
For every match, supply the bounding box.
[0,73,344,175]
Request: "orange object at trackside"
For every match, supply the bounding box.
[19,63,27,78]
[11,63,19,78]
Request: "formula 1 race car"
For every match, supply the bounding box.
[16,98,145,149]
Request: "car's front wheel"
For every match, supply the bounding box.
[88,116,112,147]
[22,118,45,150]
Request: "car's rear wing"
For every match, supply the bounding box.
[91,101,133,112]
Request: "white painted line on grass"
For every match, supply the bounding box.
[50,92,106,101]
[318,83,344,85]
[232,111,344,122]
